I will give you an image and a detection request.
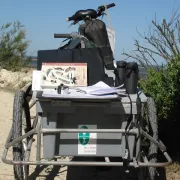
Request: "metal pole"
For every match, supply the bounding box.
[29,101,36,109]
[36,114,42,161]
[141,129,166,152]
[24,135,34,162]
[10,158,172,167]
[41,128,139,134]
[5,128,36,149]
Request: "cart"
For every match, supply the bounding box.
[1,83,172,180]
[2,3,172,180]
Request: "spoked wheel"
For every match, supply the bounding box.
[12,90,31,180]
[140,97,158,180]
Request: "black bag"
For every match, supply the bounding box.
[37,47,114,86]
[79,19,111,48]
[79,19,115,70]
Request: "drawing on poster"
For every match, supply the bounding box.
[41,63,87,88]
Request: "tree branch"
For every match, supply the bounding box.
[123,10,180,69]
[152,20,177,56]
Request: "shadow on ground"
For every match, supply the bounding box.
[159,118,180,163]
[28,157,167,180]
[28,165,61,179]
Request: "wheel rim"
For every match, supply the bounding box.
[22,108,28,179]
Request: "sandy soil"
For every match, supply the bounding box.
[0,90,179,180]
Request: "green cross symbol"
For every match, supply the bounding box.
[78,125,90,145]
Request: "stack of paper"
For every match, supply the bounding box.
[76,81,126,96]
[41,81,126,99]
[42,88,119,99]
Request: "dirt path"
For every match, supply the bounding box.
[0,90,14,180]
[0,90,179,180]
[0,90,68,180]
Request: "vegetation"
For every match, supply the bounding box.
[123,10,180,159]
[139,55,180,120]
[0,21,31,71]
[123,10,180,121]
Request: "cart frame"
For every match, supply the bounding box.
[2,83,172,168]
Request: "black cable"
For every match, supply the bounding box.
[123,89,133,166]
[132,89,142,163]
[114,68,133,166]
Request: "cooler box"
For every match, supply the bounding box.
[36,96,139,160]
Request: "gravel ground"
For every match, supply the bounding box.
[0,90,179,180]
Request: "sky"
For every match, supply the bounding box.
[0,0,179,63]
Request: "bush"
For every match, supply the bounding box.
[0,21,31,71]
[139,55,180,121]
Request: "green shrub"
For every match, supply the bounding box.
[0,21,31,71]
[139,55,180,120]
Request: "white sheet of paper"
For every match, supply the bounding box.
[32,70,42,91]
[76,81,126,95]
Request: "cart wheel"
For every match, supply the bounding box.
[147,97,158,180]
[12,90,31,180]
[142,97,158,180]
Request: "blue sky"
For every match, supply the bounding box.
[0,0,179,63]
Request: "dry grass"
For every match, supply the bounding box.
[166,163,180,180]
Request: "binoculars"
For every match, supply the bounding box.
[115,61,139,94]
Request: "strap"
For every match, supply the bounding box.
[97,47,115,70]
[79,20,91,36]
[104,5,113,29]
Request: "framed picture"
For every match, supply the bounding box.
[41,62,87,88]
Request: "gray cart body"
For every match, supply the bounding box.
[35,91,144,160]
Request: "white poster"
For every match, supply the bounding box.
[32,70,42,91]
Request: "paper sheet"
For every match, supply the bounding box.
[76,81,126,95]
[32,70,42,91]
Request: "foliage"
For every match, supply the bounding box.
[139,55,180,120]
[0,21,31,71]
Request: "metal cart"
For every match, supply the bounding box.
[2,82,172,180]
[2,3,172,180]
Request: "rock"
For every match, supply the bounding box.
[0,68,32,90]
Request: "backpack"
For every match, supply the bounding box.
[79,19,115,70]
[79,19,111,48]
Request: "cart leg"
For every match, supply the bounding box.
[36,114,42,162]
